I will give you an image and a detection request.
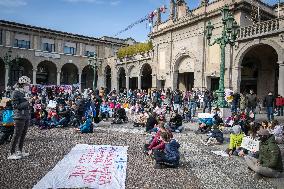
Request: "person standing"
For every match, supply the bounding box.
[246,90,257,113]
[263,91,275,122]
[275,94,284,116]
[8,76,31,160]
[239,93,248,112]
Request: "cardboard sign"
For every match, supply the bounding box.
[241,136,260,152]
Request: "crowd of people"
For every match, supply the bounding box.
[0,76,283,178]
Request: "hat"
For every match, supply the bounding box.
[231,125,241,134]
[257,128,270,136]
[18,76,31,85]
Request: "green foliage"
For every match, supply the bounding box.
[117,41,153,59]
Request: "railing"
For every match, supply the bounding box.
[116,51,153,64]
[238,18,282,39]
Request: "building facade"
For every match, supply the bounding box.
[0,20,135,92]
[113,0,284,99]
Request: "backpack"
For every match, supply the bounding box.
[2,110,14,127]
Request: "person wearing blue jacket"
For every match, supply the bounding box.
[75,116,93,133]
[153,132,180,169]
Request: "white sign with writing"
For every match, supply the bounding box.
[241,136,260,152]
[33,144,128,189]
[35,51,60,59]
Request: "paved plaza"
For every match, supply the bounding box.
[0,114,283,189]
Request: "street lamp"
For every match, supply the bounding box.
[206,5,240,108]
[87,53,101,90]
[3,48,20,88]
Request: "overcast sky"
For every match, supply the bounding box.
[0,0,280,42]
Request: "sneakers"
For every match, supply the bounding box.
[17,151,29,157]
[7,153,22,160]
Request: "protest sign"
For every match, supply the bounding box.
[241,136,260,152]
[33,144,128,189]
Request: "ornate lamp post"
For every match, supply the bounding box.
[2,48,20,88]
[206,5,239,108]
[87,53,101,90]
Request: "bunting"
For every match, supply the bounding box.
[115,5,167,36]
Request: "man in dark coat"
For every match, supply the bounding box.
[263,91,275,122]
[246,90,257,113]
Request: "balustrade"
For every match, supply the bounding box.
[238,18,281,39]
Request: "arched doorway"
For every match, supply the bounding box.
[105,65,111,92]
[36,61,57,85]
[61,63,78,85]
[81,65,94,90]
[0,58,5,91]
[128,66,138,90]
[141,63,152,90]
[118,67,126,91]
[240,44,278,99]
[174,56,195,91]
[10,58,33,86]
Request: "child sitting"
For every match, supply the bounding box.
[204,124,224,145]
[75,116,93,133]
[153,132,180,169]
[100,101,110,120]
[144,123,173,156]
[47,107,59,128]
[0,101,14,144]
[226,125,244,156]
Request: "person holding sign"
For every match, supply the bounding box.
[245,128,283,179]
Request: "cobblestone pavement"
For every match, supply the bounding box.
[0,118,283,189]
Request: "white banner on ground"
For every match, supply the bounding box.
[241,136,260,152]
[33,144,128,189]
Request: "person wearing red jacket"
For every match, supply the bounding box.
[275,95,284,116]
[144,123,173,156]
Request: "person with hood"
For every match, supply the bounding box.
[153,132,180,169]
[8,76,31,160]
[245,128,283,178]
[226,125,244,156]
[263,91,275,122]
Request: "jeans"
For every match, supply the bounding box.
[10,119,30,154]
[245,156,281,178]
[231,103,238,113]
[277,106,284,116]
[173,104,180,113]
[189,101,197,117]
[266,107,274,121]
[153,149,179,168]
[203,101,211,113]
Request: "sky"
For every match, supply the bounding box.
[0,0,280,42]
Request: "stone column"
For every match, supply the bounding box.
[5,65,9,90]
[152,74,157,89]
[278,61,284,96]
[57,71,61,85]
[32,69,37,85]
[125,75,129,90]
[78,70,82,92]
[138,75,142,89]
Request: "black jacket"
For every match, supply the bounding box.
[263,95,275,107]
[11,90,30,120]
